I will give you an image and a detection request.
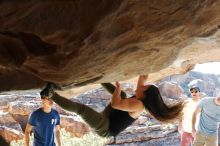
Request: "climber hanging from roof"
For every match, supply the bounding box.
[40,75,184,137]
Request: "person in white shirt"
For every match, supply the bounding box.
[179,86,201,146]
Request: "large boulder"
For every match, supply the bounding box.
[107,124,179,145]
[158,81,184,99]
[0,112,24,142]
[0,1,220,93]
[60,115,90,137]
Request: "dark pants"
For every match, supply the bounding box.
[51,83,127,137]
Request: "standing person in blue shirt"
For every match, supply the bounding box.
[25,92,61,146]
[192,94,220,146]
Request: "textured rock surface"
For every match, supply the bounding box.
[107,132,180,146]
[0,0,220,92]
[60,115,90,137]
[158,81,184,99]
[108,124,178,144]
[0,112,24,142]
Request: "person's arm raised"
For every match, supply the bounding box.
[111,81,122,107]
[111,82,143,112]
[136,75,148,89]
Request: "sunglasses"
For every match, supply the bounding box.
[42,97,52,100]
[191,91,199,93]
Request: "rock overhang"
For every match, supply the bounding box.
[0,0,220,93]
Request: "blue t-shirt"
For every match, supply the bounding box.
[197,97,220,135]
[28,108,60,146]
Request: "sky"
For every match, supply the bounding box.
[192,62,220,74]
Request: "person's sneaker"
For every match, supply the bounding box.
[40,82,55,98]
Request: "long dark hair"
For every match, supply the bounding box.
[142,85,183,123]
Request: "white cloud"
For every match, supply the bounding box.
[193,62,220,74]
